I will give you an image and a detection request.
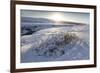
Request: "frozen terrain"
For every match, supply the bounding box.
[21,17,90,63]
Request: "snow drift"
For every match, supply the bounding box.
[20,17,89,63]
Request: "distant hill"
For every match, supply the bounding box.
[21,17,88,36]
[21,17,87,26]
[21,17,55,23]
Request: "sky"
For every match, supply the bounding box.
[21,9,90,24]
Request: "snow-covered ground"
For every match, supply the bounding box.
[21,23,89,63]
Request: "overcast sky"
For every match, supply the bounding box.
[21,10,90,24]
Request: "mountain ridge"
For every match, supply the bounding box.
[21,17,88,25]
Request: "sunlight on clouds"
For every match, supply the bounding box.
[49,13,66,22]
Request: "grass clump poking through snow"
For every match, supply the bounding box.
[64,32,77,44]
[32,32,78,58]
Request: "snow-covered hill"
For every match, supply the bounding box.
[21,17,88,36]
[21,25,89,63]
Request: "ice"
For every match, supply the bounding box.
[21,26,89,63]
[20,17,89,63]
